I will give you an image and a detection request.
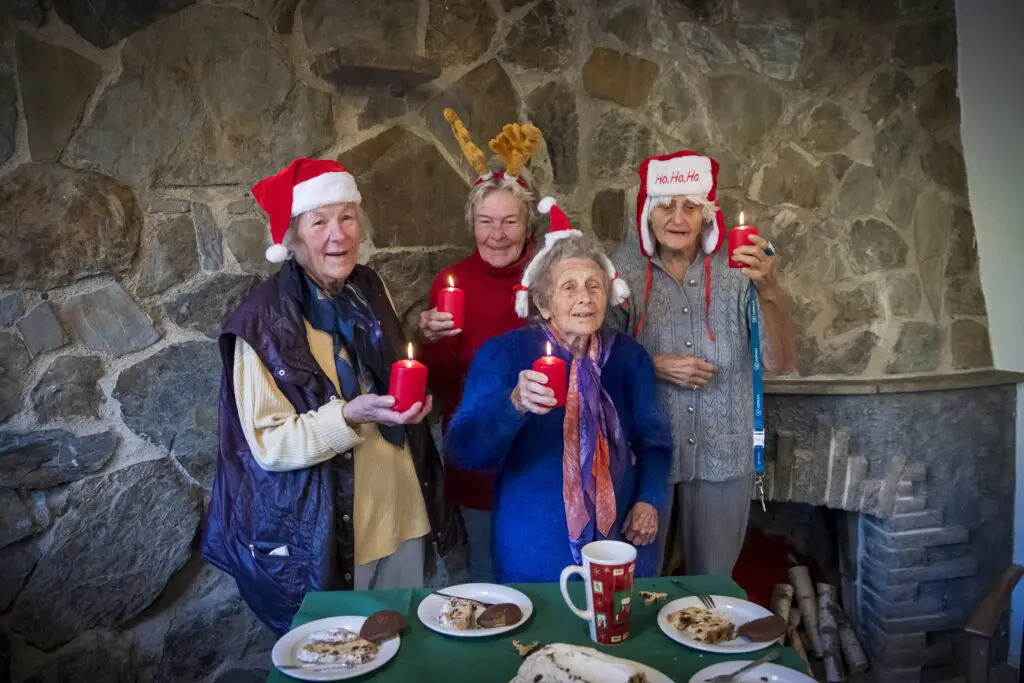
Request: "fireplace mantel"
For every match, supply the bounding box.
[765,369,1024,395]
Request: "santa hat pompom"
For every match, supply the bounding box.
[537,196,556,214]
[514,288,530,319]
[612,275,631,305]
[265,243,289,263]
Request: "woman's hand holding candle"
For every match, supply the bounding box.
[342,393,433,426]
[514,342,569,414]
[420,275,466,343]
[418,309,460,343]
[729,211,777,286]
[512,370,558,415]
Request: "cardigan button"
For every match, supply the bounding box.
[687,437,696,445]
[344,572,352,581]
[682,307,690,314]
[277,369,286,377]
[687,406,694,414]
[343,514,350,522]
[329,395,337,401]
[685,340,693,348]
[344,452,352,460]
[688,279,696,286]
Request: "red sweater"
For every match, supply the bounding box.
[420,246,533,510]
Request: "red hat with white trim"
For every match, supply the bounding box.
[635,151,726,258]
[252,158,362,263]
[514,197,631,318]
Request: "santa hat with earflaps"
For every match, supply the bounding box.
[252,158,362,263]
[633,151,727,341]
[635,151,726,258]
[514,197,631,318]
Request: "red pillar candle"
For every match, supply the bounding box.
[436,274,466,330]
[389,342,428,412]
[728,211,759,269]
[532,342,568,408]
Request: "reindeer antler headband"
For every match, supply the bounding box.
[443,108,542,189]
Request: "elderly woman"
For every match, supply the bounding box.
[201,158,463,635]
[611,151,797,577]
[417,111,541,581]
[445,199,672,582]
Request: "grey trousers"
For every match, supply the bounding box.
[659,477,752,576]
[461,506,495,582]
[354,535,425,590]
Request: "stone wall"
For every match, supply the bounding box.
[0,0,997,681]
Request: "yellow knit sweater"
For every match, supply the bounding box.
[232,320,430,566]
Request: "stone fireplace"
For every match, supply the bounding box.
[754,373,1018,680]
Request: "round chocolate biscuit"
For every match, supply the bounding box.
[736,614,787,642]
[476,603,523,629]
[359,610,406,643]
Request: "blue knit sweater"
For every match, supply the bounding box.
[445,325,672,582]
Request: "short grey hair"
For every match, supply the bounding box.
[528,233,612,315]
[282,203,371,265]
[465,159,538,237]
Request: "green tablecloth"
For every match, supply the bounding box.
[268,576,808,683]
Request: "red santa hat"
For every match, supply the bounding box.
[514,197,631,318]
[635,151,726,258]
[252,158,362,263]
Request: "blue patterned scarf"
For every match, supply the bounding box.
[300,272,405,448]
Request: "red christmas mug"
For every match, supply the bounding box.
[559,540,637,645]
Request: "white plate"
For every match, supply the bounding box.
[631,661,674,683]
[688,661,816,683]
[657,595,782,654]
[271,616,400,681]
[417,583,533,637]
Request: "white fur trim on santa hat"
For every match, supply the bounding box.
[514,289,530,318]
[538,196,556,214]
[702,222,720,254]
[265,243,290,263]
[646,156,713,199]
[291,171,361,217]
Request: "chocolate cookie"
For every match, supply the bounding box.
[359,610,406,643]
[477,603,523,628]
[736,615,787,642]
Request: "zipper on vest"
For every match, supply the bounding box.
[249,543,256,559]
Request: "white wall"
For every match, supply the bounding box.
[955,0,1024,665]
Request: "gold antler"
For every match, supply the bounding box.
[443,108,489,177]
[488,122,542,178]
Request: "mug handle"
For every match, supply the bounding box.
[559,565,592,621]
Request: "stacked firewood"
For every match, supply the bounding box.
[769,567,870,681]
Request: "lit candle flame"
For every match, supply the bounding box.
[739,211,745,226]
[448,274,455,288]
[546,341,552,356]
[407,342,414,360]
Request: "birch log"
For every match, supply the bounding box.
[771,584,794,624]
[835,603,869,674]
[787,608,812,673]
[817,583,844,683]
[788,566,823,658]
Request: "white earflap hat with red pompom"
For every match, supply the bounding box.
[513,197,631,318]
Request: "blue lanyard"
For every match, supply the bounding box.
[748,281,767,507]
